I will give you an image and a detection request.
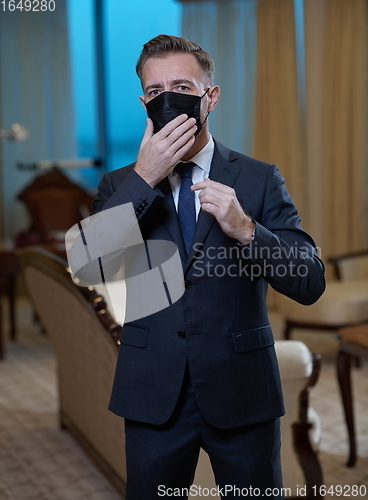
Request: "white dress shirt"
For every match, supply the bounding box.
[168,135,214,220]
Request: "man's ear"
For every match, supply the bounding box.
[207,86,220,112]
[139,95,147,111]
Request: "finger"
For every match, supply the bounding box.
[198,189,224,209]
[140,118,154,149]
[192,179,231,193]
[171,134,196,162]
[200,201,219,217]
[166,123,197,157]
[156,114,192,139]
[192,179,212,191]
[164,117,197,145]
[171,122,198,148]
[196,182,230,201]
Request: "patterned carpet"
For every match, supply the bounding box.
[0,298,367,499]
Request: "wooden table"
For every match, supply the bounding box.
[0,251,19,359]
[337,323,368,466]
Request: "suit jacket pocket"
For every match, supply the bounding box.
[232,325,274,353]
[121,324,148,348]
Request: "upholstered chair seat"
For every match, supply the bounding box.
[279,279,368,338]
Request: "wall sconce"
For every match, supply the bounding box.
[0,123,29,142]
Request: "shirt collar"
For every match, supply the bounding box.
[188,135,214,175]
[171,135,214,176]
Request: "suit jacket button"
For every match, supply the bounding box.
[177,330,186,339]
[185,280,192,289]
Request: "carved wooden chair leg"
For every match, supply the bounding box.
[59,411,67,431]
[0,286,4,360]
[284,321,293,340]
[292,421,323,499]
[292,353,323,499]
[353,356,361,368]
[8,277,17,341]
[336,349,357,467]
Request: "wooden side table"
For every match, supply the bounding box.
[0,251,19,359]
[336,323,368,467]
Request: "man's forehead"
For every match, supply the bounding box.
[141,53,205,84]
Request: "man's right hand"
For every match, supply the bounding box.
[134,114,197,188]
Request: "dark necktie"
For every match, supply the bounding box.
[175,161,196,255]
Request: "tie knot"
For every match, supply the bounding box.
[175,162,195,179]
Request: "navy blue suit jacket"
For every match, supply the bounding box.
[92,140,325,428]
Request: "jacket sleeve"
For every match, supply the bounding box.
[93,168,164,217]
[244,165,325,305]
[67,168,164,286]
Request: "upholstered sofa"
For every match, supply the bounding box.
[20,247,323,499]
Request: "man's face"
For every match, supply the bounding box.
[140,52,211,124]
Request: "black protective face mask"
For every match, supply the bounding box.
[145,90,209,136]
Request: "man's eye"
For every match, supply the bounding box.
[177,85,189,92]
[149,89,162,96]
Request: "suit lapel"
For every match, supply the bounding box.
[155,177,187,263]
[153,141,241,271]
[185,141,241,272]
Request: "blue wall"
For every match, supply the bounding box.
[68,0,182,180]
[105,0,182,172]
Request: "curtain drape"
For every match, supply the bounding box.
[253,0,306,227]
[181,0,304,309]
[181,0,368,273]
[323,0,368,257]
[182,0,257,155]
[182,0,304,221]
[0,0,76,244]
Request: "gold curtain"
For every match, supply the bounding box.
[253,0,306,227]
[253,0,305,309]
[323,0,368,257]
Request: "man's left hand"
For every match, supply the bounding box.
[192,179,255,245]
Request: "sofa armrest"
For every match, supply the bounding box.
[275,340,313,381]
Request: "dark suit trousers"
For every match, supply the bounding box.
[124,367,283,500]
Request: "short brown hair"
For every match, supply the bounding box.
[136,34,215,86]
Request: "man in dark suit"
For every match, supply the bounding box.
[91,34,325,499]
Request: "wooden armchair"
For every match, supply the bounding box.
[0,251,19,359]
[278,249,368,469]
[16,169,95,257]
[279,249,368,339]
[329,249,368,281]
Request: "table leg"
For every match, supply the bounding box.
[0,285,4,360]
[8,277,16,341]
[337,349,357,467]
